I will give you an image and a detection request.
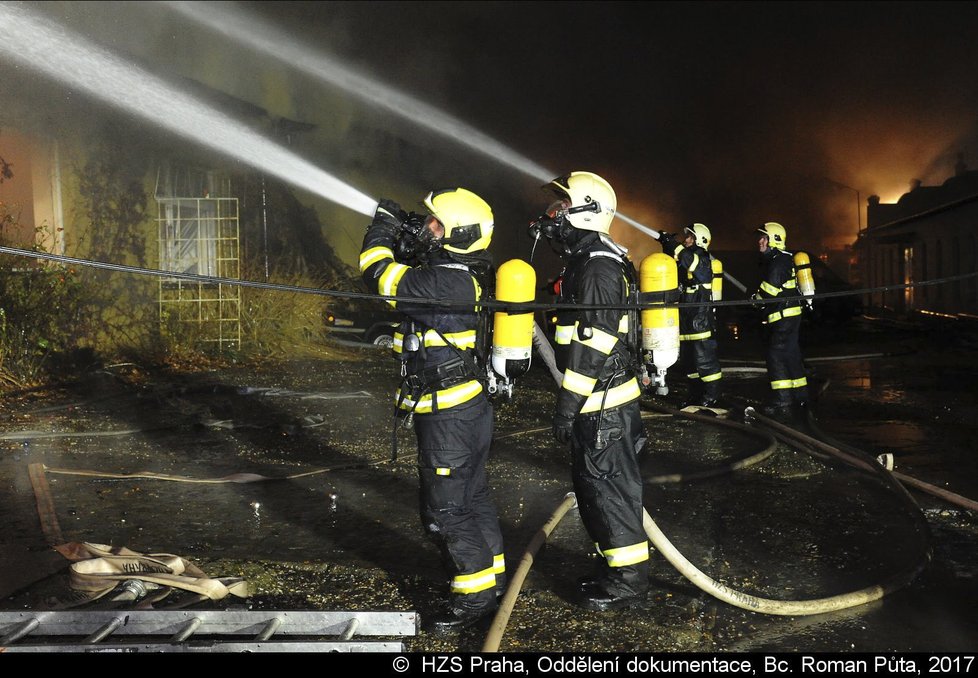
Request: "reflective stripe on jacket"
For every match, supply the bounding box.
[360,224,483,413]
[554,246,640,418]
[756,249,802,324]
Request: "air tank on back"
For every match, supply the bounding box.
[793,251,815,308]
[639,252,679,395]
[711,257,724,302]
[492,258,536,398]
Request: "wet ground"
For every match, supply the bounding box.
[1,315,976,651]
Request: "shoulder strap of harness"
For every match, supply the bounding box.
[398,262,488,389]
[584,249,643,371]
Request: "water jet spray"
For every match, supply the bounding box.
[159,1,672,246]
[162,0,554,184]
[0,3,377,217]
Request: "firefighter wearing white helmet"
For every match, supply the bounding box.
[531,171,650,611]
[549,171,618,233]
[359,188,504,634]
[753,221,809,418]
[659,223,723,408]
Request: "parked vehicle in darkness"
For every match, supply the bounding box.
[324,302,401,348]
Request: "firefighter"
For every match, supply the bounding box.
[659,223,723,408]
[359,188,504,634]
[753,222,809,417]
[531,171,650,610]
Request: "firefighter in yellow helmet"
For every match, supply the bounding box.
[359,189,504,634]
[659,223,723,407]
[753,222,809,418]
[530,171,650,610]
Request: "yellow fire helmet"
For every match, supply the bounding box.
[685,222,712,250]
[548,171,617,234]
[423,187,494,254]
[757,222,787,249]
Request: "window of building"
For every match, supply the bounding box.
[969,234,977,311]
[952,236,961,306]
[156,163,240,350]
[903,246,914,309]
[920,242,928,303]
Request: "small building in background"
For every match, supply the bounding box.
[855,158,978,318]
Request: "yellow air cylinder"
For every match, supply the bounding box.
[711,257,724,302]
[492,259,536,378]
[793,251,815,303]
[639,253,679,374]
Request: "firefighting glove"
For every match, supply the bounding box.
[376,198,402,220]
[657,231,679,256]
[552,413,574,446]
[369,199,404,238]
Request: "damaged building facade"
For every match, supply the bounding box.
[856,161,978,318]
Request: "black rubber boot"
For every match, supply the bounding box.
[423,603,496,635]
[578,582,648,611]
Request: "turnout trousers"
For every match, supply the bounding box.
[570,400,650,597]
[415,394,504,612]
[679,336,722,401]
[764,314,808,406]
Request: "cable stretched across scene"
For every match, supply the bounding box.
[1,245,975,315]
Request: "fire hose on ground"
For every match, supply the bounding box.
[483,334,937,649]
[641,401,778,484]
[748,407,978,513]
[483,493,578,652]
[482,400,934,651]
[483,486,927,651]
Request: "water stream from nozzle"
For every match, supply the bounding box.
[0,3,378,217]
[162,0,555,185]
[4,2,667,240]
[159,1,662,237]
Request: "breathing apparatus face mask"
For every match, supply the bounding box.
[528,198,600,259]
[393,212,438,265]
[527,200,568,237]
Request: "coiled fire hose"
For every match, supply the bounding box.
[484,483,927,652]
[50,542,249,610]
[642,410,928,618]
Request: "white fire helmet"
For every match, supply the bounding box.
[547,171,617,234]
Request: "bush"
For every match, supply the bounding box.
[238,264,338,360]
[0,258,88,387]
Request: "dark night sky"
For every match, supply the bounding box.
[254,1,978,253]
[8,1,978,265]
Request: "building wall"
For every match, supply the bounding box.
[860,187,978,316]
[0,130,37,246]
[0,130,68,255]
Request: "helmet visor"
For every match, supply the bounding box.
[546,199,570,219]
